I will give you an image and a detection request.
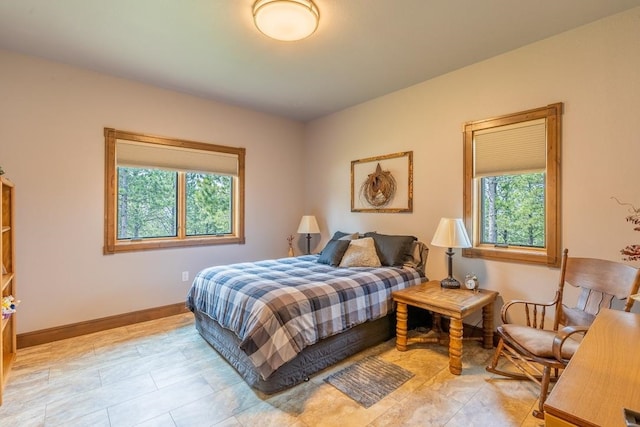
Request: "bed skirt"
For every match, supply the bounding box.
[193,310,394,394]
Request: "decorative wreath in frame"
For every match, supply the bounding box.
[360,163,397,208]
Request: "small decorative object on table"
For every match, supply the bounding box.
[1,295,19,319]
[287,235,294,257]
[464,274,479,292]
[0,166,4,175]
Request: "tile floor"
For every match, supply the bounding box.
[0,313,546,426]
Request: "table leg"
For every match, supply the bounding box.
[482,302,494,349]
[432,313,442,333]
[449,317,463,375]
[396,302,408,351]
[432,313,447,345]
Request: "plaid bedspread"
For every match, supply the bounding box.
[186,255,424,380]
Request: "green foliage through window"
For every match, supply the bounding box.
[480,173,545,247]
[117,168,177,239]
[186,173,232,236]
[117,168,232,240]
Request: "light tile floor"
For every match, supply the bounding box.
[0,314,546,426]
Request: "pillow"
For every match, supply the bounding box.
[403,241,429,276]
[364,232,417,266]
[317,239,350,266]
[339,237,381,267]
[331,231,359,241]
[403,241,422,268]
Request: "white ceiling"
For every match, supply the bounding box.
[1,0,639,122]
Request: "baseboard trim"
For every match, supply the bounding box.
[17,304,495,349]
[17,302,191,348]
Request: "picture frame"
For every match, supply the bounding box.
[351,151,413,213]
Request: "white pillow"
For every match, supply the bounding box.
[339,237,382,267]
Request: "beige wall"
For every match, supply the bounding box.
[2,7,640,334]
[304,7,640,317]
[0,50,306,332]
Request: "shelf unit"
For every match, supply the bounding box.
[1,176,16,405]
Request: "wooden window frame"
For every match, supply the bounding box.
[104,128,245,254]
[462,103,563,267]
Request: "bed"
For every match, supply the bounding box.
[186,233,428,394]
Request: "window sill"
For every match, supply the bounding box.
[104,235,245,254]
[462,246,560,267]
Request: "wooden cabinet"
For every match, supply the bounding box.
[1,176,16,405]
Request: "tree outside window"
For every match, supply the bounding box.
[480,173,545,248]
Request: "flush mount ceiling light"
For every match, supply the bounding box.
[252,0,319,41]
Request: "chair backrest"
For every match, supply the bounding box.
[554,248,640,329]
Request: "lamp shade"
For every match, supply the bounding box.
[253,0,319,42]
[431,218,471,248]
[297,215,320,234]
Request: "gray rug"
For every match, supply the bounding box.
[324,356,414,408]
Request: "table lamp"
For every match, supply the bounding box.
[431,218,471,288]
[297,215,320,255]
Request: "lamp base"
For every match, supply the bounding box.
[440,277,461,289]
[305,233,312,255]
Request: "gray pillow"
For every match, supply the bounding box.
[331,231,359,240]
[364,232,417,266]
[317,239,351,266]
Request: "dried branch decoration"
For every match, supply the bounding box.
[612,196,640,261]
[360,163,396,207]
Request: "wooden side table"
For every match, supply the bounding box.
[392,280,498,375]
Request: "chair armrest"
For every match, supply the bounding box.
[501,297,559,326]
[552,325,589,361]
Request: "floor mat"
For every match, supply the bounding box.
[324,355,414,408]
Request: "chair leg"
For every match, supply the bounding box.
[532,365,552,419]
[486,339,540,381]
[487,337,505,371]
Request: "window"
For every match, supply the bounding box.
[462,103,562,266]
[104,128,245,254]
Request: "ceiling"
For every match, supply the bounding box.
[1,0,639,122]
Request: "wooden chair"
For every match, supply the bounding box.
[486,248,640,419]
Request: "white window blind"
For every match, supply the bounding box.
[116,140,238,176]
[473,118,546,177]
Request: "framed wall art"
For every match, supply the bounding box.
[351,151,413,213]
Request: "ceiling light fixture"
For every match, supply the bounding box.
[252,0,319,42]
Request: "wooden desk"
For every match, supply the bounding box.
[544,309,640,427]
[392,280,498,375]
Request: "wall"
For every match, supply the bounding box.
[304,8,640,317]
[0,50,306,333]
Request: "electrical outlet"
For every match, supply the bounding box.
[182,271,189,282]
